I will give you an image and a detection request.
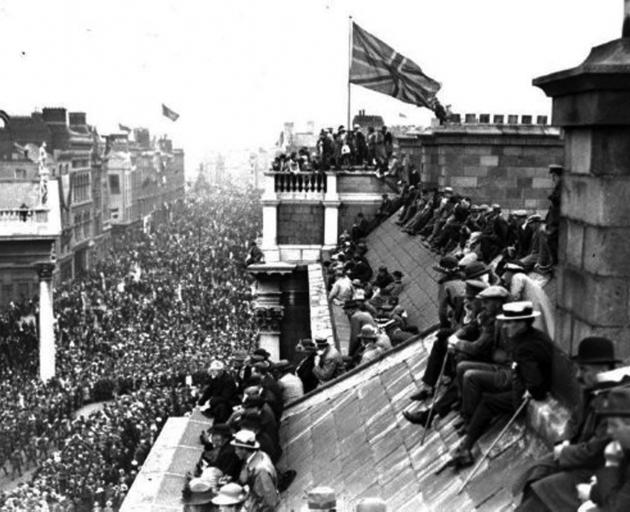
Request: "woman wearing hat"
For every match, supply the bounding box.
[211,482,247,511]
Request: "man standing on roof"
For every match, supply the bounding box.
[231,430,279,512]
[312,335,344,385]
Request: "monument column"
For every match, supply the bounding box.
[36,262,56,381]
[534,11,630,358]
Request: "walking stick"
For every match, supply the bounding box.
[456,395,530,494]
[420,350,449,446]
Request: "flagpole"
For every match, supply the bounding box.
[347,15,353,130]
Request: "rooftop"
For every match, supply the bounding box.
[277,216,558,510]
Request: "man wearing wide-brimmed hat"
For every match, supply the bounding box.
[231,430,279,512]
[450,301,553,469]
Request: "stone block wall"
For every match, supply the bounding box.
[398,122,564,212]
[277,203,324,245]
[338,201,381,235]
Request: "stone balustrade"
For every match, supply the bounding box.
[0,207,51,236]
[271,171,327,194]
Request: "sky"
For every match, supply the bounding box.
[0,0,622,170]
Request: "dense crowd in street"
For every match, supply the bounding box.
[0,184,262,511]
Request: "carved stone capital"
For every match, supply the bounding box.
[36,262,55,281]
[254,306,284,332]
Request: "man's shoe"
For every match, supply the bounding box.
[403,409,430,426]
[278,470,297,492]
[409,388,433,402]
[452,449,474,469]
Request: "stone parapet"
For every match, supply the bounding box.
[307,263,335,345]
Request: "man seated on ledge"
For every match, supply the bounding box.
[449,301,553,468]
[513,336,622,512]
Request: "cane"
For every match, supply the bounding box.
[456,394,531,494]
[420,350,449,446]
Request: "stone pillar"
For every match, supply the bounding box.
[323,172,340,249]
[36,262,55,381]
[261,173,280,262]
[247,263,295,360]
[534,36,630,358]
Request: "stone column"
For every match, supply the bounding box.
[36,262,56,381]
[323,172,340,249]
[534,36,630,358]
[261,173,280,262]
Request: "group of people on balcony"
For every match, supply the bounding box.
[394,163,563,274]
[270,124,397,174]
[183,347,307,511]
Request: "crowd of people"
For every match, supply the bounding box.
[394,163,563,272]
[180,346,307,510]
[0,183,263,511]
[313,164,629,511]
[271,124,408,176]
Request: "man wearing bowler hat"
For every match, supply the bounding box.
[295,338,319,394]
[514,337,622,512]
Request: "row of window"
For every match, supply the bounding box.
[72,172,91,203]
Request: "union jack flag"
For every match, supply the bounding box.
[350,22,440,109]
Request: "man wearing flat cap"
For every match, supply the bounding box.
[198,360,238,423]
[514,337,622,512]
[231,430,279,512]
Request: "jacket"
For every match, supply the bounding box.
[312,345,344,383]
[240,450,279,512]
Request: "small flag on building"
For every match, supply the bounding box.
[118,123,131,132]
[350,22,440,109]
[162,103,180,121]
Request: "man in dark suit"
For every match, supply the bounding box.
[513,337,621,512]
[198,360,238,423]
[450,301,553,468]
[199,423,242,481]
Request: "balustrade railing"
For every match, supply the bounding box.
[272,172,327,194]
[0,208,49,224]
